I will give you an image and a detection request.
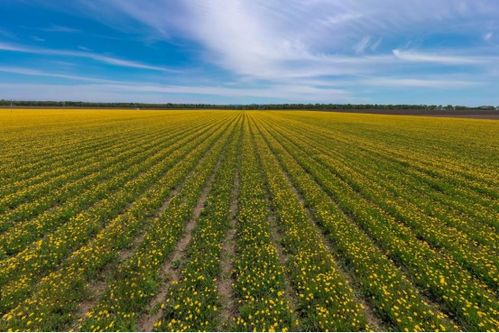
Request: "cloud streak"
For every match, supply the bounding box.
[392,49,494,65]
[0,66,120,83]
[0,81,351,103]
[0,65,350,102]
[0,41,177,72]
[41,25,80,33]
[363,77,481,89]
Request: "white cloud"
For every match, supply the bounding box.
[363,77,481,88]
[353,36,371,54]
[370,38,383,52]
[0,82,351,103]
[484,32,493,41]
[0,66,119,83]
[41,25,80,33]
[0,41,177,72]
[392,49,490,64]
[0,65,351,102]
[319,13,364,27]
[31,36,46,42]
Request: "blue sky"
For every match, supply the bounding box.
[0,0,498,105]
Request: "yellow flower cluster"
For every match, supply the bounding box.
[231,122,294,331]
[284,119,497,289]
[0,122,211,319]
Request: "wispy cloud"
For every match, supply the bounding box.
[370,38,383,52]
[0,81,351,103]
[353,36,372,54]
[0,66,119,83]
[31,36,45,42]
[78,45,91,51]
[392,49,488,64]
[0,65,350,102]
[0,41,177,72]
[363,77,481,88]
[41,25,80,33]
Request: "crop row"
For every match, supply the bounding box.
[275,115,498,231]
[254,113,498,331]
[251,118,369,331]
[230,119,295,331]
[1,110,497,332]
[155,119,241,331]
[0,114,238,330]
[254,117,456,331]
[77,115,240,331]
[0,111,211,197]
[268,113,498,217]
[0,114,165,188]
[0,117,228,317]
[283,112,497,188]
[0,117,213,236]
[0,114,214,217]
[266,118,498,287]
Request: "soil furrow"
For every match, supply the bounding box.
[138,155,225,331]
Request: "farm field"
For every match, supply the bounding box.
[0,109,498,332]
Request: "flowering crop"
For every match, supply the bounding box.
[0,109,497,331]
[156,120,242,332]
[230,120,295,332]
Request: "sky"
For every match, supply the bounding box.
[0,0,498,105]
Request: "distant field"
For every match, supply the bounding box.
[0,109,497,331]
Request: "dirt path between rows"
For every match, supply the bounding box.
[217,171,240,329]
[70,186,181,331]
[138,157,224,332]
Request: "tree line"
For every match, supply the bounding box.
[1,100,497,113]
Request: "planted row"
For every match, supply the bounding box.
[78,116,240,331]
[256,118,456,331]
[267,119,498,288]
[230,119,295,331]
[0,116,234,331]
[258,116,498,331]
[0,119,228,316]
[252,120,368,331]
[156,121,241,331]
[0,118,220,257]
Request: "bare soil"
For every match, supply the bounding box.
[217,171,240,329]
